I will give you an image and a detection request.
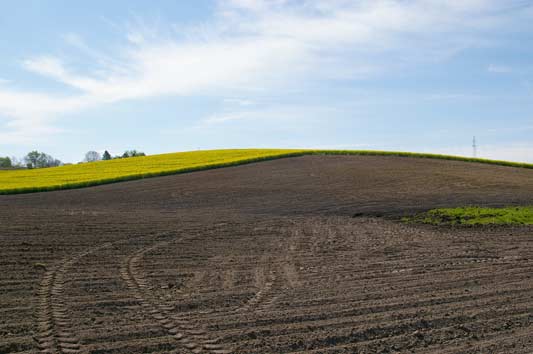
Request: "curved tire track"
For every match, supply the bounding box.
[120,236,232,354]
[34,243,111,353]
[235,262,277,314]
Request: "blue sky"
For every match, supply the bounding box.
[1,0,533,163]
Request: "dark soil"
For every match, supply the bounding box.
[1,155,533,353]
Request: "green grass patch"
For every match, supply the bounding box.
[1,148,533,195]
[404,206,533,225]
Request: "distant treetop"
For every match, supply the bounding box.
[84,151,101,162]
[102,150,112,160]
[122,150,146,158]
[0,156,12,168]
[24,151,62,169]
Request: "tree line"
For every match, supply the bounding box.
[0,149,146,169]
[85,149,146,162]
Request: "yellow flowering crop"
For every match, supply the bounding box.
[0,149,302,194]
[1,149,531,194]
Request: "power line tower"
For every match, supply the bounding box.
[472,136,477,158]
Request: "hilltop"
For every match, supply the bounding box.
[1,148,533,195]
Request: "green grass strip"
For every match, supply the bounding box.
[1,148,533,195]
[404,206,533,225]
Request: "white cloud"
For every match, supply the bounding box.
[23,56,100,91]
[487,64,513,73]
[0,89,92,143]
[0,125,65,145]
[223,98,255,106]
[424,93,487,101]
[1,0,531,144]
[203,111,252,125]
[192,103,340,130]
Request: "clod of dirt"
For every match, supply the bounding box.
[33,263,47,271]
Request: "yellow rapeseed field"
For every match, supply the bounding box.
[0,149,302,194]
[1,148,532,194]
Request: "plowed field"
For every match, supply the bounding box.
[1,155,533,353]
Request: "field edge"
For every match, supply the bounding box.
[2,149,533,195]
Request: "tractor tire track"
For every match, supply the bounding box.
[120,236,232,354]
[34,243,111,354]
[235,261,277,314]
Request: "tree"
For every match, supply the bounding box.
[0,156,12,168]
[102,150,112,160]
[24,151,62,168]
[122,150,146,158]
[84,151,101,162]
[24,151,41,168]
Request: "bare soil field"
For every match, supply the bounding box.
[1,155,533,353]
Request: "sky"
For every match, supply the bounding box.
[1,0,533,163]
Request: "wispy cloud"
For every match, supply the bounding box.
[187,103,341,133]
[203,111,252,125]
[0,89,90,143]
[487,64,513,73]
[1,0,531,144]
[223,98,255,106]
